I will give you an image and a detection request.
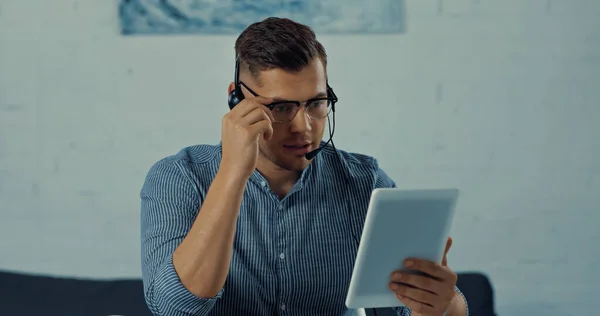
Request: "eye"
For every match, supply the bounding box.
[273,103,295,113]
[309,99,328,108]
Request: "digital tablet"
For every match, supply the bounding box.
[345,188,460,309]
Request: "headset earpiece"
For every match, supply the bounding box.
[326,83,337,112]
[228,85,244,109]
[228,58,244,110]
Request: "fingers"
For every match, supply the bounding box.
[403,259,457,282]
[242,107,273,125]
[445,237,453,254]
[250,120,274,140]
[389,278,455,315]
[442,236,452,266]
[389,282,437,308]
[396,294,437,315]
[231,108,272,140]
[390,271,443,295]
[248,95,273,105]
[223,96,275,140]
[391,238,457,315]
[233,96,274,118]
[243,107,274,140]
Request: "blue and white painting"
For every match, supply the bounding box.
[119,0,405,35]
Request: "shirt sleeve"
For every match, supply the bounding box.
[393,306,411,315]
[140,158,223,316]
[374,163,397,189]
[454,285,470,316]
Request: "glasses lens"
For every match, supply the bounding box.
[306,99,331,119]
[271,102,300,122]
[270,99,332,122]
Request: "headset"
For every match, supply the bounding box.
[227,57,339,160]
[227,56,359,239]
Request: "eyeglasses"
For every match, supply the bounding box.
[239,81,337,123]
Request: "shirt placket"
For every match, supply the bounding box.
[276,200,288,314]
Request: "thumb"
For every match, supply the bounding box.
[442,236,452,266]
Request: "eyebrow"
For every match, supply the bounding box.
[271,92,328,102]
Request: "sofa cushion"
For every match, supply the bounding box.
[0,270,152,316]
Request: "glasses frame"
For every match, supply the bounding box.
[238,80,338,123]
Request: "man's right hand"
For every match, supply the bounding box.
[220,96,275,179]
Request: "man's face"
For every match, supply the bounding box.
[232,58,328,172]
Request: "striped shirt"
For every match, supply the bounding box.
[140,142,468,316]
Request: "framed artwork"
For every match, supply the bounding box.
[119,0,406,35]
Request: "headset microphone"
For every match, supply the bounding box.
[305,135,332,160]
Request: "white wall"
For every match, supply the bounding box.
[1,0,599,315]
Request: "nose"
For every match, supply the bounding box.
[289,107,312,133]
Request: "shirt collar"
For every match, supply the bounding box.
[215,141,318,194]
[248,156,316,195]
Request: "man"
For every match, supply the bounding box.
[140,17,468,316]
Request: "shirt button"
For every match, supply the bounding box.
[279,253,285,259]
[261,181,267,187]
[280,303,286,311]
[278,204,283,210]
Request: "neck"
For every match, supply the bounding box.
[255,157,301,197]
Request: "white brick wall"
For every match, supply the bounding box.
[1,0,599,314]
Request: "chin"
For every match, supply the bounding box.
[259,145,313,172]
[277,156,311,172]
[269,150,312,171]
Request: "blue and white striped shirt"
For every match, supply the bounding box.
[140,143,468,316]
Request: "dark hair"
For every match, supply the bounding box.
[234,17,327,84]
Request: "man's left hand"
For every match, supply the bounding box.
[388,237,460,316]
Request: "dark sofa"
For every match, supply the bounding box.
[0,270,495,316]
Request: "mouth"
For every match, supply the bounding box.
[283,143,311,155]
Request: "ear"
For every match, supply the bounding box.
[227,82,236,95]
